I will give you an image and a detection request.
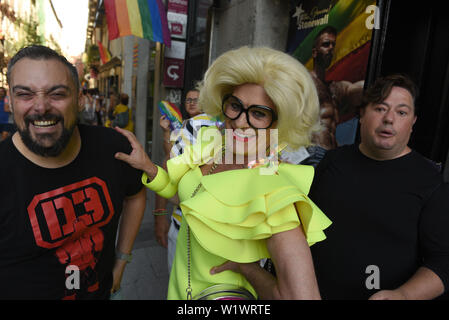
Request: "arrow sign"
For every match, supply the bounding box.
[163,57,184,88]
[167,65,180,80]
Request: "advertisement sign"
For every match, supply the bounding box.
[167,0,188,39]
[287,0,377,148]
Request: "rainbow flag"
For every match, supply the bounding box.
[158,101,183,130]
[104,0,171,47]
[97,41,111,64]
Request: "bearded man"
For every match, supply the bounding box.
[0,45,146,300]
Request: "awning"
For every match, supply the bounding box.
[99,56,121,73]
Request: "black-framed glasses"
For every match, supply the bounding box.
[185,98,198,104]
[222,94,277,129]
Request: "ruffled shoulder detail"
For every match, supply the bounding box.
[180,163,332,263]
[166,126,222,188]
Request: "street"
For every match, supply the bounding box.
[120,190,170,300]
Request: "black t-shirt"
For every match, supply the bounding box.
[309,144,447,299]
[0,125,142,299]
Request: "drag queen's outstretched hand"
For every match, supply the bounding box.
[114,126,158,179]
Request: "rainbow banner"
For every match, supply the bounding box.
[158,100,183,130]
[104,0,171,47]
[288,0,375,83]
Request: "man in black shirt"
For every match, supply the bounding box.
[0,45,146,299]
[310,74,449,299]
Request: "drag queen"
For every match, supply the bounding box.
[115,46,331,299]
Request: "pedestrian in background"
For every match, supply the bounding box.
[104,91,119,128]
[0,86,14,140]
[79,88,98,126]
[155,87,218,274]
[111,93,133,132]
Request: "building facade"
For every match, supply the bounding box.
[84,0,449,180]
[0,0,69,88]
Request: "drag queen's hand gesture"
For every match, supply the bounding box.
[114,127,158,179]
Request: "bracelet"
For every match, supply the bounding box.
[153,209,168,216]
[116,250,132,263]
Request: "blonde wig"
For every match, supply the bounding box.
[198,46,321,149]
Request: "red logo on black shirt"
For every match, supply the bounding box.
[27,177,114,248]
[27,177,114,298]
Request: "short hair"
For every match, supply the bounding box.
[313,25,337,48]
[120,93,129,105]
[186,86,199,94]
[7,45,80,93]
[362,74,419,113]
[198,46,321,149]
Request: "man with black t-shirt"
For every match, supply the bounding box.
[309,74,449,299]
[0,45,146,299]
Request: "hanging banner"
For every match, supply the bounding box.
[286,0,377,148]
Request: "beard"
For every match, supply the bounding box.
[16,113,78,157]
[316,52,333,69]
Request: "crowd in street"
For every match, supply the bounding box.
[0,44,448,301]
[78,88,134,132]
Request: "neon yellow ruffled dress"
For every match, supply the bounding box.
[142,126,332,299]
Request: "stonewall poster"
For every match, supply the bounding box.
[287,0,378,148]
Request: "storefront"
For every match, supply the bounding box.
[97,56,121,96]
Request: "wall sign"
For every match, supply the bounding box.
[163,40,186,88]
[167,0,188,39]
